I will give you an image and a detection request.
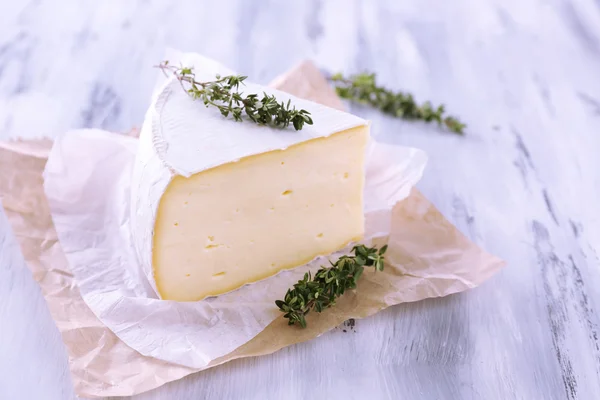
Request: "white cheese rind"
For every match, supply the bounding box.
[152,57,367,177]
[130,53,368,298]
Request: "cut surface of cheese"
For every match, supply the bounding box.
[130,52,370,301]
[154,126,368,301]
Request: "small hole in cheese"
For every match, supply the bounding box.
[184,201,188,205]
[185,274,191,277]
[330,204,335,207]
[282,190,293,196]
[343,172,349,179]
[174,222,179,226]
[208,236,214,241]
[213,271,226,277]
[281,161,285,165]
[317,233,324,238]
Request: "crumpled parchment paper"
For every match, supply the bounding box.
[0,60,504,398]
[43,127,427,369]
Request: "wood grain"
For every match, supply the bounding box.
[1,0,599,399]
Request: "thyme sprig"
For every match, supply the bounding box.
[275,244,387,328]
[157,61,313,131]
[329,73,466,134]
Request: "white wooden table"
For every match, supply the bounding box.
[1,1,600,399]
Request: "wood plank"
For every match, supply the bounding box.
[0,0,599,399]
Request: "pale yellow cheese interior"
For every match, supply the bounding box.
[153,126,369,301]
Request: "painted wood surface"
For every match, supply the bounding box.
[1,0,599,399]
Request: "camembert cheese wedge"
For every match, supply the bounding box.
[130,53,369,301]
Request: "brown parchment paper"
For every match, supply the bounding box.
[0,61,505,398]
